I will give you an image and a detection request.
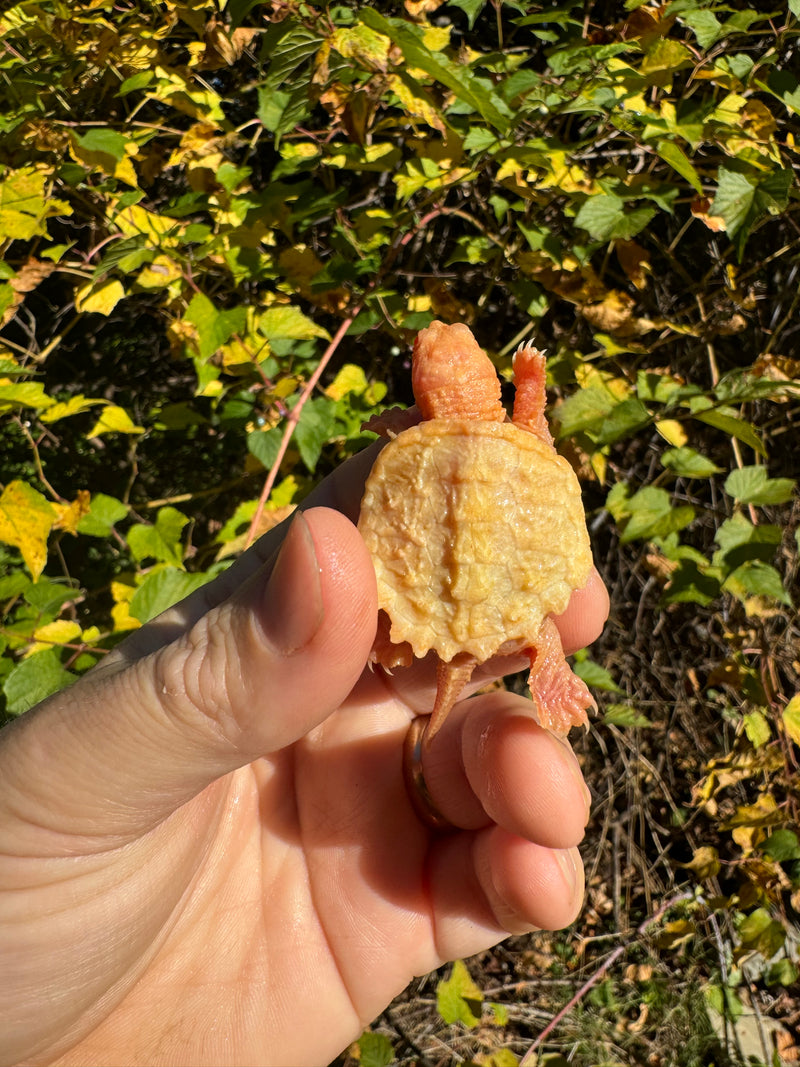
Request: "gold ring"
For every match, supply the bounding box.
[402,717,457,833]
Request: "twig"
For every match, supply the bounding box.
[243,201,483,548]
[244,310,361,548]
[519,890,695,1064]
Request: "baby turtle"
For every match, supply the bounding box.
[358,320,594,740]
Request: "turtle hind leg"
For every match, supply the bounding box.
[526,617,596,735]
[427,652,477,742]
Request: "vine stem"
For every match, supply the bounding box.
[243,200,492,549]
[244,308,362,549]
[519,889,695,1064]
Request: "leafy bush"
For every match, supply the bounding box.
[1,1,799,1063]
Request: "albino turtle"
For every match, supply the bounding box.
[358,320,595,740]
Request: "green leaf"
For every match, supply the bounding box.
[436,959,483,1027]
[39,395,103,423]
[247,427,284,470]
[73,128,128,164]
[764,959,798,987]
[761,829,800,863]
[127,507,189,566]
[572,653,622,692]
[681,9,722,50]
[0,380,56,414]
[359,9,513,132]
[128,567,214,625]
[77,494,129,538]
[595,397,651,445]
[185,293,248,361]
[3,648,75,715]
[655,140,703,194]
[258,305,330,342]
[294,396,337,473]
[743,709,770,748]
[447,0,486,29]
[602,703,653,728]
[706,983,743,1022]
[662,447,722,478]
[722,561,792,606]
[356,1031,394,1067]
[691,406,765,455]
[618,486,695,543]
[738,907,785,958]
[554,385,617,438]
[711,168,754,238]
[725,466,795,506]
[574,194,656,241]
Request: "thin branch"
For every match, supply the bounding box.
[519,890,695,1064]
[244,309,362,549]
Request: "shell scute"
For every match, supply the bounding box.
[359,419,591,664]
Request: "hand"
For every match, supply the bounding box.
[0,443,608,1067]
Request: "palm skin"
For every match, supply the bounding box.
[0,447,608,1067]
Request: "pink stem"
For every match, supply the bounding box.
[519,890,695,1063]
[244,308,361,549]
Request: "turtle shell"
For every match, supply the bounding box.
[358,418,592,664]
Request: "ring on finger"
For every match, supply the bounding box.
[402,716,457,833]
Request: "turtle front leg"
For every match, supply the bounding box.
[427,652,477,741]
[526,617,595,735]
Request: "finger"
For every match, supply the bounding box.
[0,508,377,846]
[554,566,609,653]
[427,826,585,962]
[410,693,591,847]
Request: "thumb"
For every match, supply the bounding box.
[0,508,377,844]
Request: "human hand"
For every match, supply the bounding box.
[0,443,608,1067]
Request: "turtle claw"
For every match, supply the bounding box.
[426,653,477,742]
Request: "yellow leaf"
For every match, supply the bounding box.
[653,918,695,949]
[113,202,181,247]
[40,395,103,422]
[111,578,141,632]
[655,419,688,446]
[68,132,138,187]
[0,165,71,241]
[87,404,145,437]
[330,25,390,72]
[406,293,433,314]
[783,694,800,746]
[684,845,721,880]
[719,792,779,831]
[53,490,91,535]
[111,600,141,632]
[0,480,57,580]
[421,24,451,51]
[389,73,446,133]
[24,620,82,658]
[136,254,183,290]
[325,364,368,401]
[75,279,126,316]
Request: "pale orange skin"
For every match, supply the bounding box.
[359,321,595,739]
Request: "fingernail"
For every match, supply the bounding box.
[549,732,592,824]
[262,512,324,655]
[555,847,579,892]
